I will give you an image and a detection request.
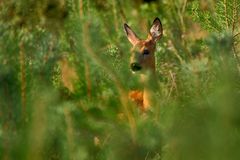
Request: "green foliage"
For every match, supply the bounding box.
[1,0,240,160]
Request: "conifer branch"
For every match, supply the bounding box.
[224,0,229,29]
[80,0,136,141]
[232,0,237,35]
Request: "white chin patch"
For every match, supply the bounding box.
[131,70,142,74]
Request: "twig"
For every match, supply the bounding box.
[232,0,237,35]
[233,32,240,38]
[79,0,92,98]
[116,0,126,22]
[79,0,83,17]
[181,0,187,14]
[169,40,184,64]
[224,0,229,29]
[84,60,92,98]
[231,0,240,72]
[167,70,177,100]
[19,42,26,120]
[112,0,119,33]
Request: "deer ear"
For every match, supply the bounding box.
[149,17,163,42]
[124,23,140,46]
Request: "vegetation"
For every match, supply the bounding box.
[0,0,240,159]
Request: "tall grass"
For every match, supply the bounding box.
[0,0,240,159]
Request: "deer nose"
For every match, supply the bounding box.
[131,63,142,71]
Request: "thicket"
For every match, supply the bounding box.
[0,0,240,160]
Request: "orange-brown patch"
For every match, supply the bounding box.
[129,90,144,110]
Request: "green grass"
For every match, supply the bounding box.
[0,0,240,160]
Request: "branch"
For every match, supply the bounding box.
[19,41,26,120]
[224,0,229,29]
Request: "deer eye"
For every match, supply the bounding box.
[143,49,149,55]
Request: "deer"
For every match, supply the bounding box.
[123,17,163,111]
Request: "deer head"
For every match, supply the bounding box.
[124,18,163,73]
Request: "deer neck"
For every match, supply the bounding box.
[141,65,156,110]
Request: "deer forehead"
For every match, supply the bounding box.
[131,40,156,53]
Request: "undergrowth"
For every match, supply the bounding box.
[0,0,240,160]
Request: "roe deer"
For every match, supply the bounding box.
[124,17,163,111]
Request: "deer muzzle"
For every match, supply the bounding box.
[131,62,142,71]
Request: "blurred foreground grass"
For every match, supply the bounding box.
[0,0,240,160]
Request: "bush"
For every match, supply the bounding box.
[0,0,240,159]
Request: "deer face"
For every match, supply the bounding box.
[124,18,163,72]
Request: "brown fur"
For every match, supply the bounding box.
[129,90,144,109]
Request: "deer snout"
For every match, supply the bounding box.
[130,62,142,71]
